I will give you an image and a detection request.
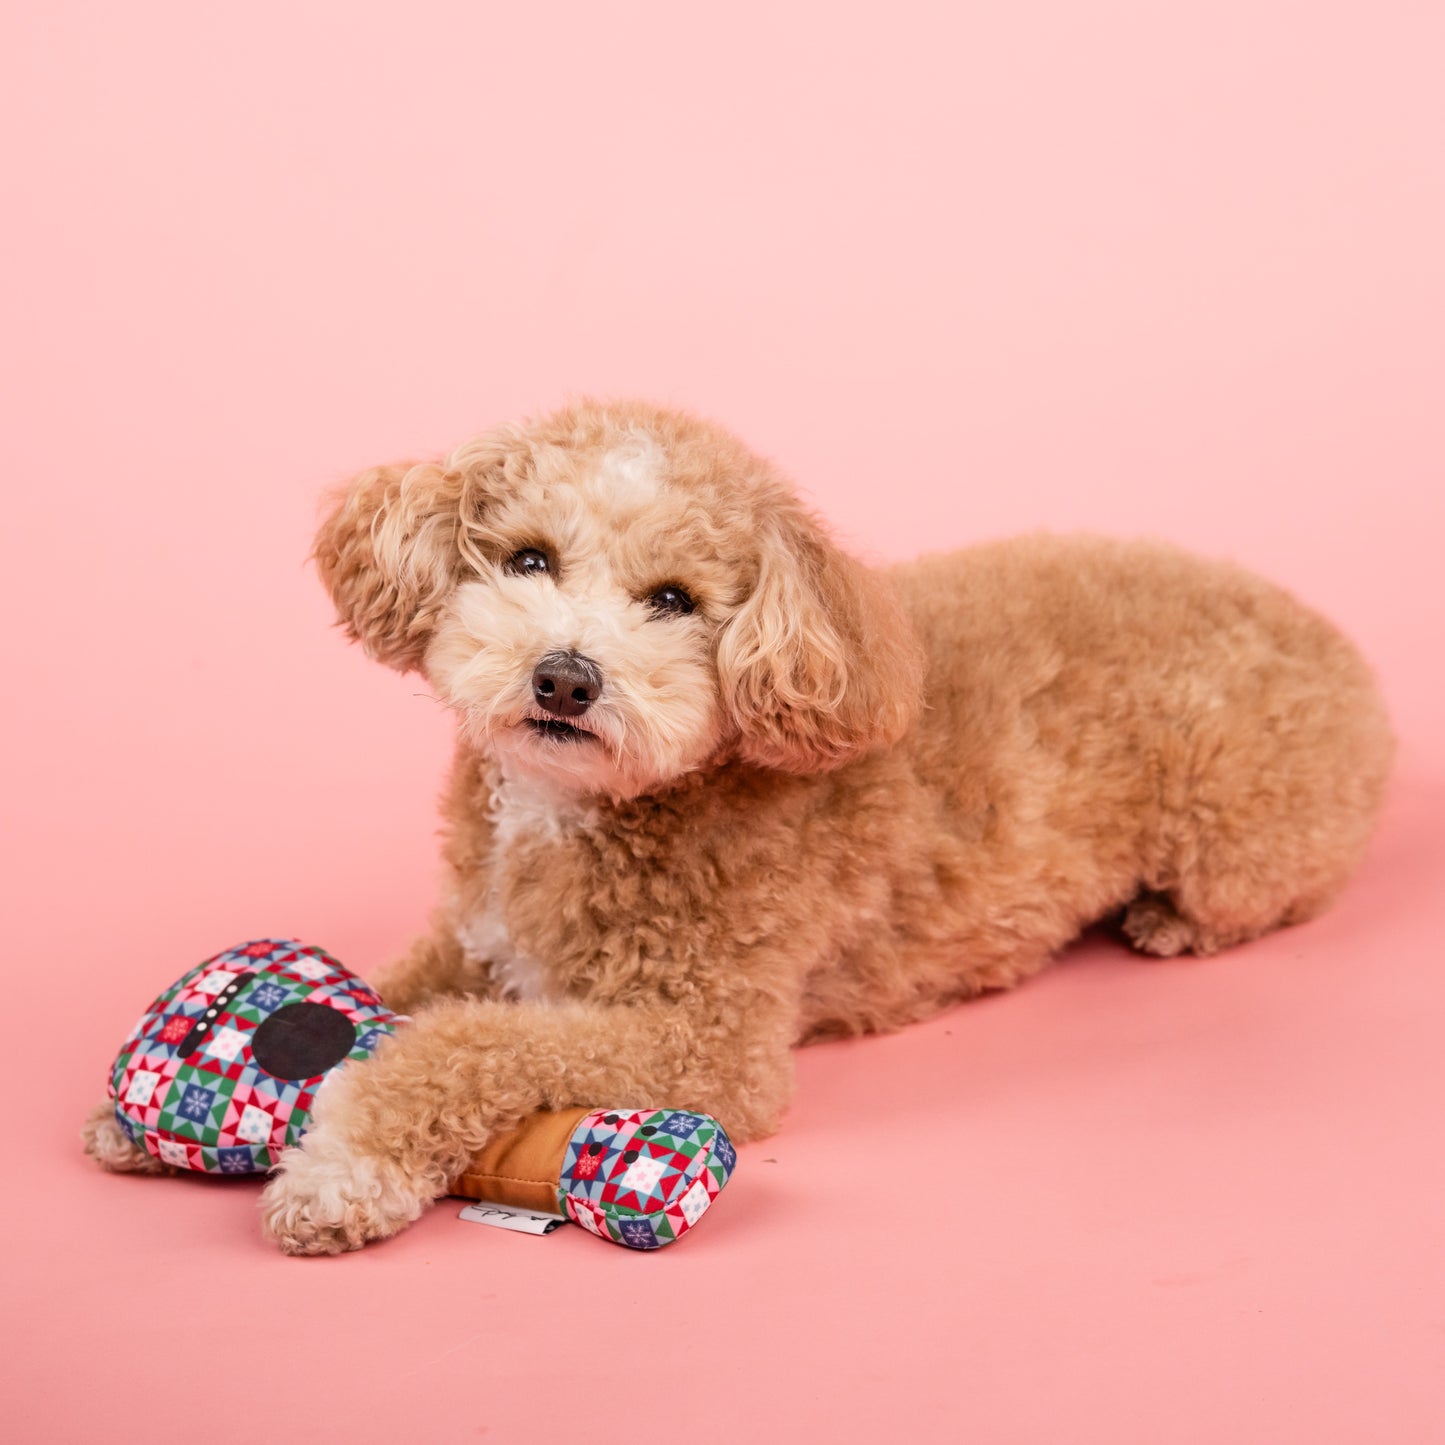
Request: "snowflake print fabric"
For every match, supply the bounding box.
[556,1108,736,1249]
[108,940,400,1174]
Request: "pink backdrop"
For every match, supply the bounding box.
[4,4,1442,1441]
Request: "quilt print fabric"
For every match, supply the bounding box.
[558,1108,736,1249]
[109,939,400,1174]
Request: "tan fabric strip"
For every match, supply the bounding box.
[450,1106,594,1213]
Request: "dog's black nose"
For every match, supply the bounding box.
[532,651,603,717]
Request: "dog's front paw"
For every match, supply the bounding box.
[260,1137,432,1256]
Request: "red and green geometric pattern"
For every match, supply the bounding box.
[109,940,400,1174]
[557,1108,736,1249]
[108,943,738,1247]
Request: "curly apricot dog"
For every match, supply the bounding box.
[84,400,1395,1252]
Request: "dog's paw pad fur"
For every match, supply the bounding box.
[1122,895,1199,958]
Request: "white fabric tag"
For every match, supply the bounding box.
[458,1202,567,1235]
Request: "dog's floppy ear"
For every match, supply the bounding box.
[313,459,474,672]
[716,500,925,771]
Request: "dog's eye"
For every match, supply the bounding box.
[647,584,694,616]
[507,548,551,577]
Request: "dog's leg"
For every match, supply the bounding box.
[1125,874,1345,958]
[1124,801,1377,958]
[80,1100,175,1175]
[259,995,794,1255]
[1124,632,1393,958]
[370,925,492,1013]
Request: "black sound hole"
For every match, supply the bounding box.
[251,1002,357,1080]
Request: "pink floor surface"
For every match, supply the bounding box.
[5,5,1444,1441]
[10,787,1445,1443]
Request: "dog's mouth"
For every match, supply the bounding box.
[523,717,598,744]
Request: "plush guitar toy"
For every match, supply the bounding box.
[104,939,735,1250]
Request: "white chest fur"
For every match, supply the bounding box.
[453,769,586,1002]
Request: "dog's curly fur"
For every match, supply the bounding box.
[84,401,1394,1254]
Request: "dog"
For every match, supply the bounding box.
[84,400,1394,1252]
